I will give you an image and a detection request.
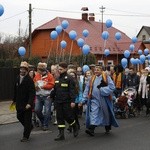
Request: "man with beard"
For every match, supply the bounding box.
[13,61,35,142]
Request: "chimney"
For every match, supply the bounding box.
[81,7,88,21]
[89,13,95,21]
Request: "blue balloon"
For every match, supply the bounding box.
[82,29,89,37]
[144,48,149,55]
[55,25,62,35]
[101,31,109,40]
[0,4,4,16]
[50,31,58,40]
[104,49,110,56]
[140,54,146,63]
[130,58,134,64]
[61,20,69,29]
[69,30,77,40]
[121,58,127,68]
[105,19,113,28]
[135,58,140,65]
[124,50,130,58]
[139,59,144,64]
[130,58,136,65]
[82,65,90,73]
[132,36,138,43]
[77,38,84,47]
[147,54,150,60]
[60,40,67,49]
[18,46,26,56]
[129,44,135,51]
[115,32,121,41]
[82,44,90,55]
[138,49,142,55]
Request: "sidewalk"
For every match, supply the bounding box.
[0,101,18,125]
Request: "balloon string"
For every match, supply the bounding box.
[62,30,65,41]
[62,49,65,61]
[55,36,60,63]
[69,40,73,64]
[116,41,119,65]
[47,40,54,64]
[101,39,107,64]
[84,37,87,44]
[59,48,62,62]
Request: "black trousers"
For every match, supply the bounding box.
[17,109,32,139]
[56,102,75,128]
[73,103,80,127]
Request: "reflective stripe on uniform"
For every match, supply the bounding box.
[61,83,68,87]
[70,120,75,126]
[58,125,65,128]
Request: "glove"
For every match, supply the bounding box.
[97,80,107,89]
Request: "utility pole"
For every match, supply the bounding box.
[18,20,21,38]
[99,6,105,34]
[28,3,32,58]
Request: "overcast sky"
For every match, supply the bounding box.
[0,0,150,38]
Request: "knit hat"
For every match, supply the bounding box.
[20,61,29,70]
[37,62,47,70]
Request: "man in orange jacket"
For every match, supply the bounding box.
[34,62,55,131]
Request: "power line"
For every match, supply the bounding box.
[0,11,27,22]
[34,7,150,18]
[0,7,150,24]
[33,8,82,14]
[106,7,150,16]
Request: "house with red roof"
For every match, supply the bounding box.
[26,9,146,66]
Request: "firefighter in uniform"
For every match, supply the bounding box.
[51,62,79,141]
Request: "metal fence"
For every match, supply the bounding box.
[0,68,19,100]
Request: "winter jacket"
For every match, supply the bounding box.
[52,72,76,103]
[34,71,55,96]
[13,74,35,110]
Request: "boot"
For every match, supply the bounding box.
[67,126,72,133]
[72,123,79,137]
[105,125,111,134]
[54,129,65,141]
[85,125,95,136]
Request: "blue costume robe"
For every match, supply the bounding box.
[82,75,119,128]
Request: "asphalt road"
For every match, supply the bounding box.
[0,113,150,150]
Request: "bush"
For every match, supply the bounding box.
[28,56,42,67]
[5,59,13,68]
[13,59,21,68]
[0,59,5,68]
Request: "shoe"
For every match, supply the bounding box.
[31,124,34,131]
[20,137,29,142]
[54,129,65,141]
[42,126,49,131]
[67,126,72,133]
[105,129,110,134]
[53,121,57,125]
[72,123,79,137]
[85,129,94,136]
[105,125,111,134]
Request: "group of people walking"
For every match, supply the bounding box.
[12,61,150,142]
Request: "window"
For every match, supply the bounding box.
[142,35,146,41]
[107,60,113,66]
[98,60,104,66]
